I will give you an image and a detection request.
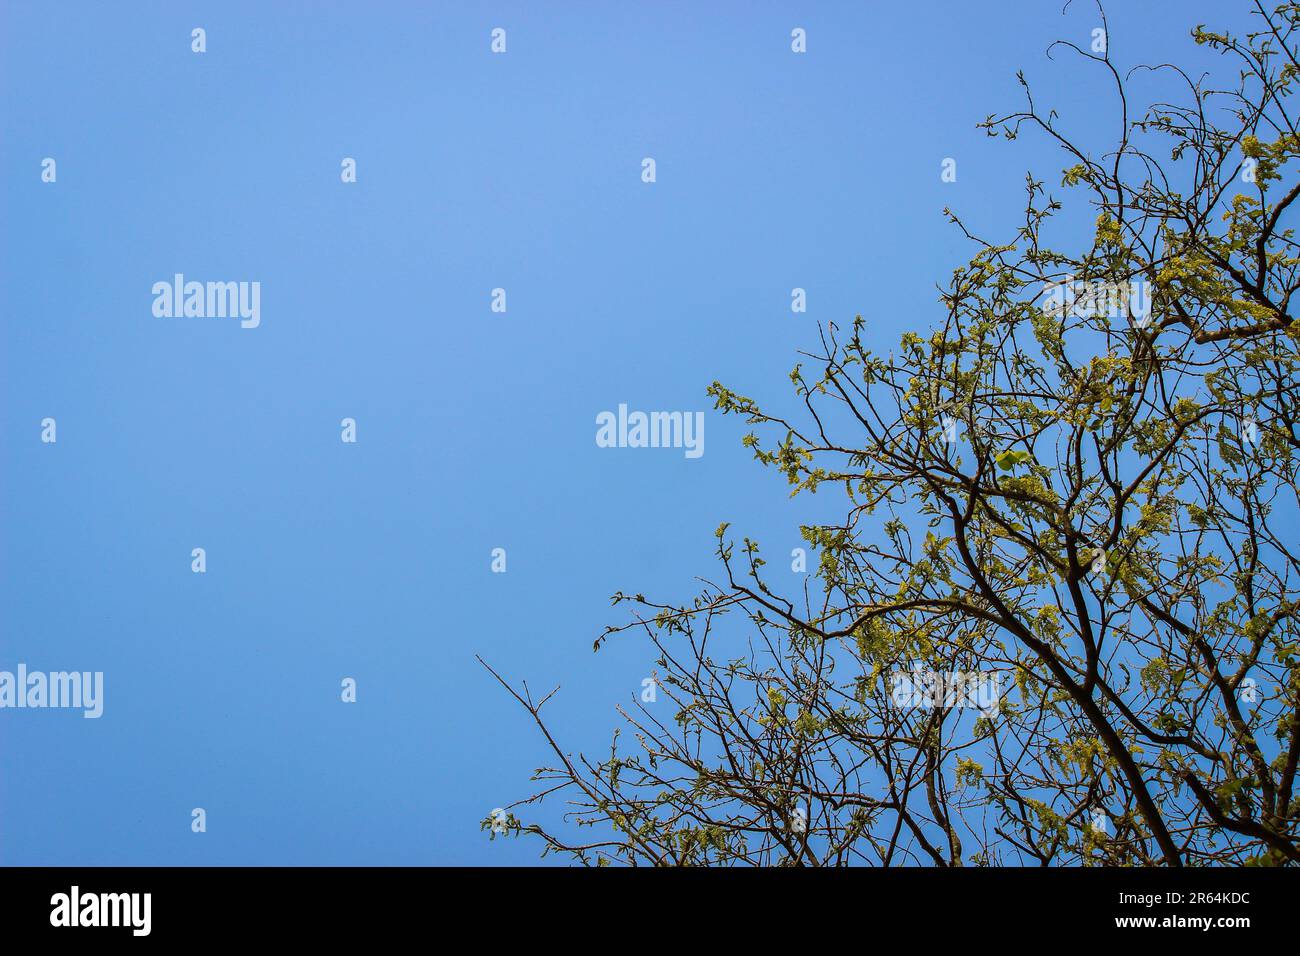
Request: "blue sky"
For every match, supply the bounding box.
[0,1,1253,865]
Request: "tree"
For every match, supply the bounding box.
[483,1,1300,866]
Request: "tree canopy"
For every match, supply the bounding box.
[486,1,1300,866]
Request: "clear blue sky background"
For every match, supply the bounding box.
[0,1,1253,865]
